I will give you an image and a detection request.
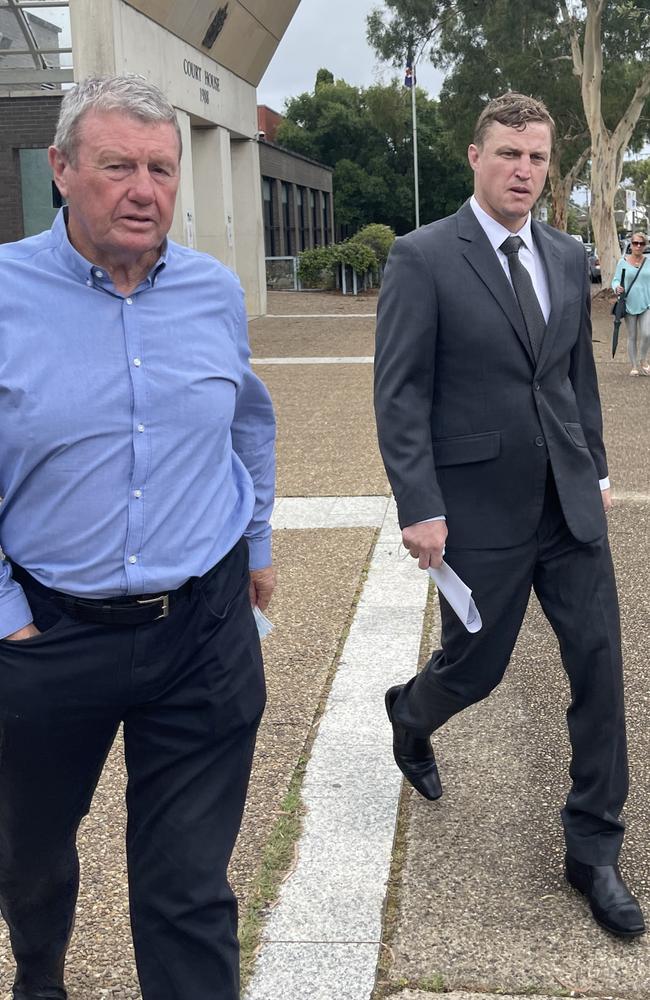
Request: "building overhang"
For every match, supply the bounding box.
[122,0,301,86]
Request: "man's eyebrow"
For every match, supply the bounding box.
[495,145,548,157]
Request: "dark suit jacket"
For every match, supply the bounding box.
[374,200,608,548]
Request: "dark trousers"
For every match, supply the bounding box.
[394,473,628,865]
[0,538,266,999]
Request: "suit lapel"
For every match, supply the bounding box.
[532,220,564,374]
[456,203,536,366]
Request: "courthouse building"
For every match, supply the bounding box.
[0,0,304,315]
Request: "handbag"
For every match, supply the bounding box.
[611,258,645,317]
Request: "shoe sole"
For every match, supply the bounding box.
[565,874,646,939]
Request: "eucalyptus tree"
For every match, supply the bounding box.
[368,0,650,284]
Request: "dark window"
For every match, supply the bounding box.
[297,187,308,250]
[322,191,331,245]
[281,181,293,255]
[262,177,277,256]
[310,189,321,246]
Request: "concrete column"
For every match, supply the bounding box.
[191,126,235,270]
[170,109,196,248]
[231,138,266,316]
[69,0,117,78]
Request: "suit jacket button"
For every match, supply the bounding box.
[534,382,541,391]
[535,435,545,447]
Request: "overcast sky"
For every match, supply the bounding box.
[258,0,444,112]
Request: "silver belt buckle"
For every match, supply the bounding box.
[137,594,170,620]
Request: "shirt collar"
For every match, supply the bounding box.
[470,195,534,255]
[52,207,168,289]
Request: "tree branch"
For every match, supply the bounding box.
[611,66,650,152]
[558,0,583,79]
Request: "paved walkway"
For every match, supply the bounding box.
[245,291,650,1000]
[2,289,647,1000]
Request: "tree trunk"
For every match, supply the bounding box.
[549,171,572,231]
[560,0,650,288]
[547,146,590,233]
[590,134,623,288]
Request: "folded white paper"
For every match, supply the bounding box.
[253,605,274,639]
[427,561,482,633]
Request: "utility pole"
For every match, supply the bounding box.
[405,41,420,229]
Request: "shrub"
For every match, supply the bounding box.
[349,223,396,267]
[297,245,336,288]
[332,239,378,277]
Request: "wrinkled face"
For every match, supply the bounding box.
[49,109,180,267]
[467,120,551,231]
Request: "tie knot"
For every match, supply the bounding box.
[500,235,524,256]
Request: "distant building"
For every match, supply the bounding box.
[0,9,61,73]
[257,105,283,144]
[256,108,334,259]
[0,0,304,316]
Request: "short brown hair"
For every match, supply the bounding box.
[473,92,555,147]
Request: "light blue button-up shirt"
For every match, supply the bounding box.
[0,209,275,637]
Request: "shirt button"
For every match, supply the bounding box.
[133,358,142,367]
[94,269,104,278]
[128,555,138,564]
[137,423,145,433]
[134,489,142,498]
[535,435,545,447]
[126,297,133,305]
[86,278,92,286]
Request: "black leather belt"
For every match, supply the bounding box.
[10,563,200,627]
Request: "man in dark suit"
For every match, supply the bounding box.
[374,93,644,938]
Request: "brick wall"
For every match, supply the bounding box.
[0,95,62,244]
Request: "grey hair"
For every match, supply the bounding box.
[53,75,182,163]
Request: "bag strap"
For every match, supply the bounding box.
[623,255,646,296]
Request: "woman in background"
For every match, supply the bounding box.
[612,232,650,376]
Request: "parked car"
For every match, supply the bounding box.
[588,250,601,283]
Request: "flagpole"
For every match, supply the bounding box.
[411,57,420,229]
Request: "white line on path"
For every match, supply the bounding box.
[246,496,430,1000]
[253,356,373,365]
[272,495,389,529]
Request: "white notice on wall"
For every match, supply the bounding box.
[185,210,196,249]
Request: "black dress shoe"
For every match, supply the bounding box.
[565,854,646,938]
[385,685,442,800]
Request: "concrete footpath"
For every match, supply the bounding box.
[245,290,650,1000]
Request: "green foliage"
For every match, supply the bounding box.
[367,0,650,232]
[332,239,378,276]
[296,245,336,288]
[350,223,396,266]
[275,72,471,235]
[297,239,380,289]
[623,160,650,207]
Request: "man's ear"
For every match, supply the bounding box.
[467,144,479,172]
[48,145,69,199]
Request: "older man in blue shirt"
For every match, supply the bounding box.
[0,76,275,1000]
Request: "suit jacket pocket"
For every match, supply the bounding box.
[564,422,588,448]
[432,430,501,467]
